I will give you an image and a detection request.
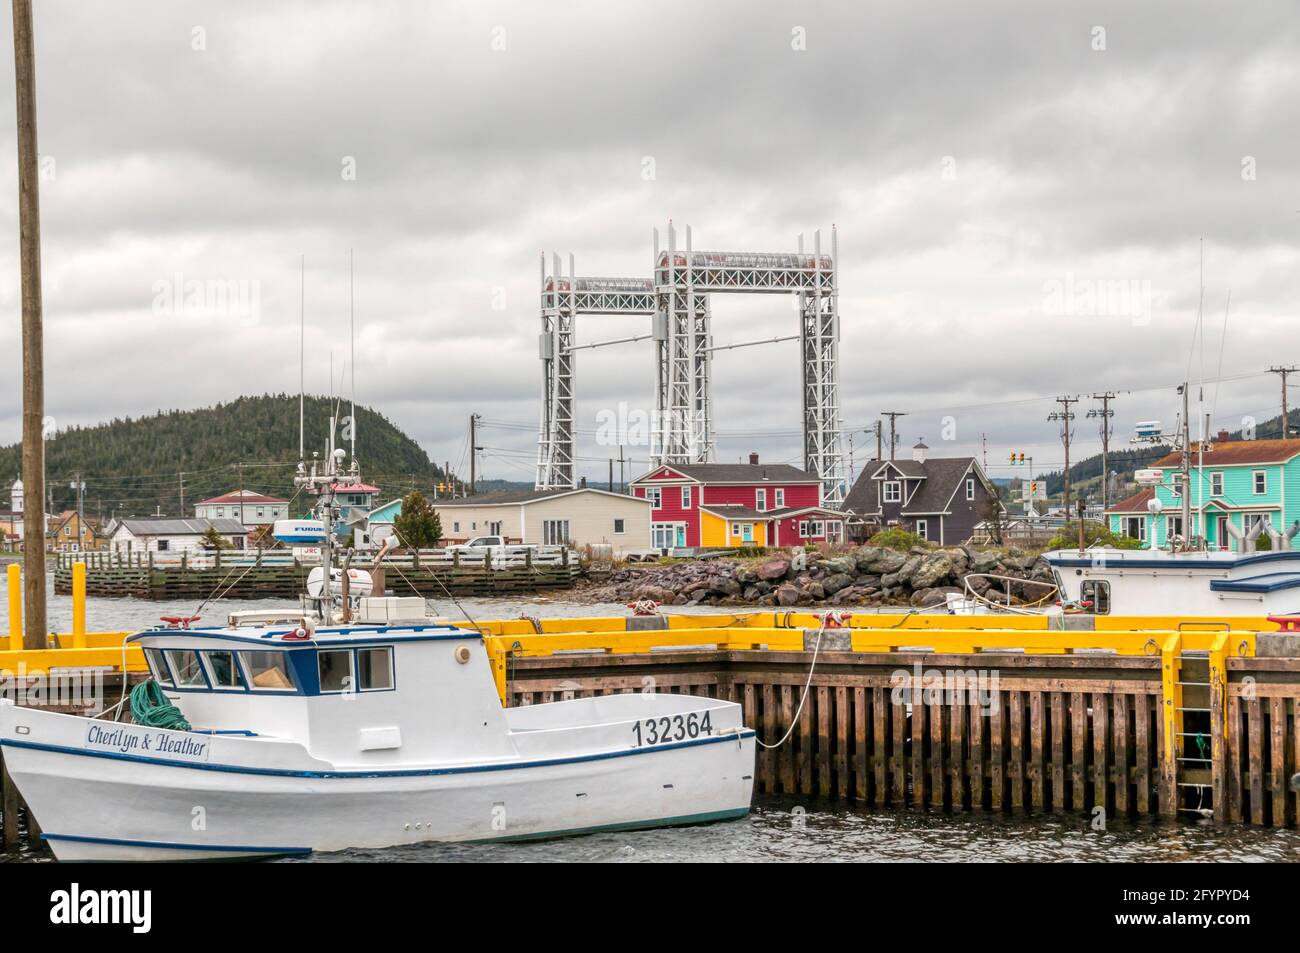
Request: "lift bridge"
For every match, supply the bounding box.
[535,223,845,505]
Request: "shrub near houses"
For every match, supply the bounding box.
[584,541,1056,609]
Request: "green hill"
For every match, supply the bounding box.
[0,394,446,521]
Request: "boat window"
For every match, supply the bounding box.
[203,650,244,689]
[358,647,393,691]
[144,647,173,687]
[168,649,207,687]
[318,649,354,693]
[1080,580,1110,615]
[240,651,295,691]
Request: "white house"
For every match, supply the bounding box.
[110,518,248,555]
[428,486,653,553]
[194,490,289,526]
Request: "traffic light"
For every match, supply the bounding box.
[1019,452,1025,464]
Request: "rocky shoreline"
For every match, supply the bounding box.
[577,544,1056,609]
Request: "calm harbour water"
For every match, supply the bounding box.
[7,591,1300,863]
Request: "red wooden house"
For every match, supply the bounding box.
[629,454,845,549]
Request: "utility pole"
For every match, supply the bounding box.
[70,472,85,541]
[1087,392,1117,512]
[871,420,882,462]
[1047,396,1078,516]
[881,412,906,461]
[469,414,481,495]
[178,471,186,515]
[13,0,45,648]
[237,463,245,525]
[618,445,625,494]
[608,458,613,492]
[1268,365,1298,438]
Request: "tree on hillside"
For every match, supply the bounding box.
[393,491,442,549]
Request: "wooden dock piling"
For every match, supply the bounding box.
[503,643,1300,825]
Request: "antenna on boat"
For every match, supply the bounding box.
[299,253,305,463]
[350,248,356,466]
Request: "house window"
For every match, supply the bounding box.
[652,523,680,549]
[1121,516,1147,541]
[966,478,975,501]
[646,487,662,508]
[1210,472,1224,497]
[807,520,825,538]
[827,521,843,543]
[453,522,460,533]
[488,521,502,536]
[157,539,170,551]
[681,486,692,509]
[1245,513,1268,536]
[215,506,224,517]
[542,519,570,545]
[1254,471,1267,495]
[798,520,808,537]
[256,507,265,518]
[1166,515,1184,540]
[774,488,785,508]
[915,519,928,540]
[318,650,354,693]
[883,481,901,503]
[755,488,766,511]
[613,518,625,534]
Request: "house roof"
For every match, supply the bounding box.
[845,456,999,516]
[329,482,381,495]
[430,486,651,508]
[1151,438,1300,468]
[1106,487,1155,514]
[197,490,288,506]
[632,462,821,485]
[114,518,249,536]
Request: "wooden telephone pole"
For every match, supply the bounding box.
[13,0,46,648]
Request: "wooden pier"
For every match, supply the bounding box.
[52,547,580,600]
[482,612,1300,827]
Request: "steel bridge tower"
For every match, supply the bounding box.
[534,225,845,507]
[535,252,656,489]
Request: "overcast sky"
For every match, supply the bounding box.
[0,0,1297,492]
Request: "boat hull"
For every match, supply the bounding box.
[0,715,755,861]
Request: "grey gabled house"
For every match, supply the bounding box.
[842,441,1005,544]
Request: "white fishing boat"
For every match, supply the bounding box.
[1043,547,1300,617]
[0,611,753,860]
[0,429,754,861]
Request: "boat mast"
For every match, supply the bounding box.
[1180,382,1192,550]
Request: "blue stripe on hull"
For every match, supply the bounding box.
[0,729,755,779]
[43,832,310,855]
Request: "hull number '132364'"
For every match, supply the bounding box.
[631,711,713,747]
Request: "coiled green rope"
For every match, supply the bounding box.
[130,679,191,731]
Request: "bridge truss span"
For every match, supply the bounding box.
[534,224,846,508]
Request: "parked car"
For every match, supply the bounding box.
[446,535,510,554]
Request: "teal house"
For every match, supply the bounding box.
[1106,438,1300,550]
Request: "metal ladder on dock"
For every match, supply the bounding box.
[1172,650,1214,815]
[1161,627,1231,817]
